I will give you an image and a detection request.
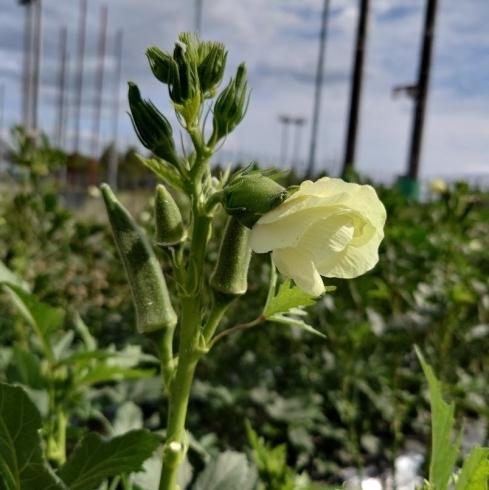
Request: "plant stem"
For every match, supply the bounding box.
[158,205,212,490]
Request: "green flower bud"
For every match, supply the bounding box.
[154,184,187,246]
[169,39,199,105]
[222,171,289,228]
[146,45,176,85]
[212,63,250,143]
[127,82,180,167]
[197,42,227,98]
[210,217,252,297]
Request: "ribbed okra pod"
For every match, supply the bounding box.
[101,184,177,334]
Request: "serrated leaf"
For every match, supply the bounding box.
[268,314,326,339]
[137,155,186,193]
[193,451,258,490]
[57,430,161,490]
[455,446,489,490]
[416,346,461,490]
[0,383,68,490]
[264,279,317,318]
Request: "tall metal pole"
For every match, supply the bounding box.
[108,29,123,189]
[73,0,87,153]
[341,0,370,176]
[31,0,43,136]
[406,0,438,180]
[292,117,306,171]
[89,5,108,185]
[195,0,203,32]
[279,115,291,165]
[21,0,35,132]
[55,26,68,147]
[306,0,330,179]
[0,83,5,164]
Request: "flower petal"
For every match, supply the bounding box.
[272,248,325,297]
[251,206,339,252]
[316,229,383,278]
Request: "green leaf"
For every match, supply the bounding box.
[77,365,155,386]
[454,446,489,490]
[0,261,29,290]
[262,279,332,337]
[5,346,46,390]
[1,284,64,338]
[264,279,317,318]
[0,383,68,490]
[193,451,258,490]
[268,313,326,339]
[57,430,161,490]
[416,346,461,490]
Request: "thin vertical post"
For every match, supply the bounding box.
[341,0,370,176]
[195,0,203,33]
[306,0,330,179]
[55,26,68,147]
[279,115,291,165]
[292,117,306,171]
[22,1,35,132]
[73,0,87,153]
[31,0,43,135]
[90,6,108,158]
[108,29,123,189]
[0,83,5,165]
[407,0,438,180]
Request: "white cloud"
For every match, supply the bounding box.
[0,0,487,181]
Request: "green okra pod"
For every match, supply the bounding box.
[101,184,177,334]
[210,216,252,298]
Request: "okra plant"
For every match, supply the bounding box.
[100,32,386,489]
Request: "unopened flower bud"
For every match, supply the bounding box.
[212,63,249,142]
[127,82,180,167]
[197,42,227,98]
[222,171,289,228]
[146,45,176,85]
[154,184,187,246]
[169,39,199,105]
[210,217,252,297]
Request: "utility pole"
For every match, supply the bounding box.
[0,83,5,164]
[195,0,203,32]
[278,115,292,165]
[89,5,108,186]
[341,0,370,177]
[55,26,68,148]
[108,29,123,189]
[406,0,438,181]
[307,0,330,179]
[19,0,38,134]
[31,0,42,135]
[73,0,87,154]
[292,117,306,171]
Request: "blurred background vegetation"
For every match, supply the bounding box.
[1,129,489,485]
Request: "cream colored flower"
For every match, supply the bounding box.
[250,177,387,297]
[430,179,448,194]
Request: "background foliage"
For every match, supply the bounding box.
[1,159,489,484]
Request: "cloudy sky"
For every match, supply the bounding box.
[0,0,488,180]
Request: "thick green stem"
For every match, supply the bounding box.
[158,206,212,490]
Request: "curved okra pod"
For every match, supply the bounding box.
[101,184,178,334]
